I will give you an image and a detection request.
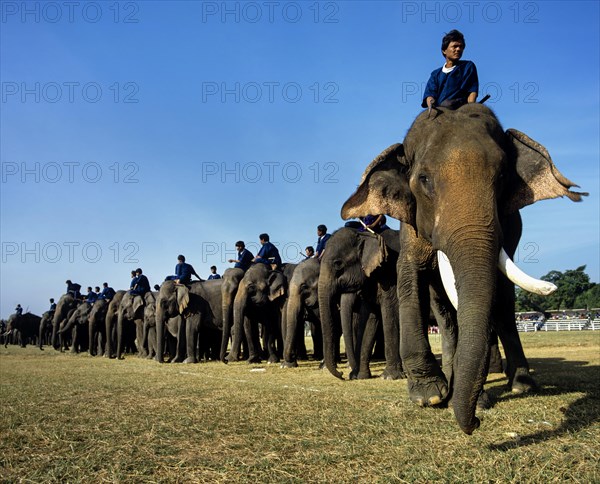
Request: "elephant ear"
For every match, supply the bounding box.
[504,129,588,213]
[341,144,415,227]
[176,285,190,314]
[267,271,287,301]
[132,295,145,314]
[359,233,388,278]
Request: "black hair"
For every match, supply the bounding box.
[235,241,245,248]
[317,224,327,233]
[95,286,100,291]
[178,254,185,262]
[210,266,217,271]
[66,280,71,284]
[50,298,54,302]
[305,246,315,253]
[441,29,465,52]
[103,282,108,287]
[136,268,143,274]
[87,287,92,291]
[259,233,270,242]
[131,271,136,276]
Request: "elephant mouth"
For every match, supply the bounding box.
[437,248,557,309]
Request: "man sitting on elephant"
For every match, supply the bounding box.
[360,214,390,234]
[99,282,116,301]
[422,29,478,111]
[65,280,82,299]
[130,268,151,296]
[228,241,253,271]
[84,287,98,304]
[49,298,56,311]
[253,233,282,270]
[315,224,331,260]
[165,254,202,286]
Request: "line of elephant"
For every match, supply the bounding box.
[4,105,585,434]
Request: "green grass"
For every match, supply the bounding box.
[1,331,599,483]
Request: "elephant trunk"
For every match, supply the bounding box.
[220,293,234,362]
[318,276,343,379]
[51,311,62,350]
[105,308,114,358]
[340,292,358,375]
[445,235,498,435]
[60,314,76,334]
[88,314,95,356]
[229,284,248,361]
[116,309,125,359]
[283,284,303,365]
[155,303,166,363]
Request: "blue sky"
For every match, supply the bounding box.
[1,1,599,317]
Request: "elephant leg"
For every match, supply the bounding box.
[266,323,280,364]
[136,320,146,358]
[172,317,186,363]
[310,321,323,361]
[244,317,261,363]
[399,255,448,407]
[493,277,537,394]
[357,307,378,380]
[295,321,308,361]
[70,327,78,354]
[184,316,200,364]
[488,331,503,373]
[429,282,457,387]
[340,293,358,376]
[380,285,404,380]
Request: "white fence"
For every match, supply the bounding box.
[516,319,600,332]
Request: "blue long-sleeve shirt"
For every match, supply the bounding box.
[99,287,116,300]
[422,60,478,108]
[315,233,331,257]
[255,242,282,267]
[175,262,198,285]
[234,249,254,271]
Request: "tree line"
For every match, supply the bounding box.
[515,265,600,312]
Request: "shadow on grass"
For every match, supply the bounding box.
[487,357,600,450]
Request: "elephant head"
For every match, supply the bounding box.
[230,263,289,363]
[318,227,389,379]
[282,257,320,367]
[155,281,187,363]
[51,294,79,350]
[116,292,146,359]
[88,299,109,356]
[342,103,586,433]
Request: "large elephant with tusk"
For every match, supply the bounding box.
[342,103,586,434]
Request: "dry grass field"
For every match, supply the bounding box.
[1,331,599,483]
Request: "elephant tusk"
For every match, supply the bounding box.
[498,248,557,295]
[437,251,458,310]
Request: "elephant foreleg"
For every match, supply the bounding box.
[184,315,200,364]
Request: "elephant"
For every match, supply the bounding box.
[155,280,223,364]
[52,293,81,350]
[38,310,54,349]
[220,268,246,362]
[341,103,586,433]
[58,302,91,354]
[141,292,158,360]
[282,257,323,367]
[227,263,289,364]
[116,291,151,359]
[319,227,404,380]
[4,312,41,348]
[88,299,109,356]
[104,290,125,358]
